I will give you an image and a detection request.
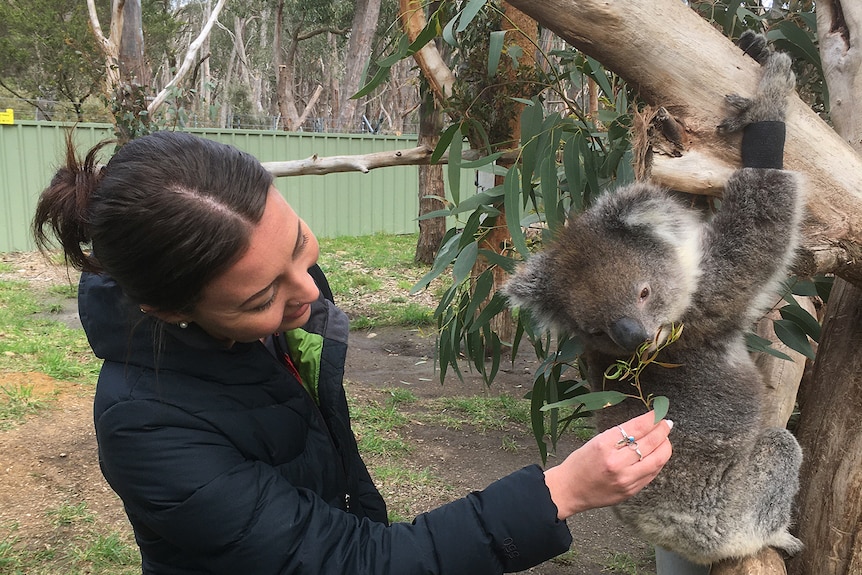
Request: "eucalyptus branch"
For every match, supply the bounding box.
[603,323,684,413]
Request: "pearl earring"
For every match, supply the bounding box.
[178,321,189,329]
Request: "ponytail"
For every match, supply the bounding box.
[33,132,116,272]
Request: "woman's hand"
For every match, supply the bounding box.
[544,411,673,520]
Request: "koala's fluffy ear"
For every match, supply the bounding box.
[502,252,557,328]
[620,190,702,255]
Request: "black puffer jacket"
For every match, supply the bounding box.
[81,269,572,574]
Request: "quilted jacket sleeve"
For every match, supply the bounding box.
[96,398,572,575]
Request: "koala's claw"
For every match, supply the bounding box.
[738,30,771,65]
[724,93,752,111]
[719,35,795,132]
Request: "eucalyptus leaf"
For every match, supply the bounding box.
[477,249,517,274]
[504,166,530,259]
[541,390,628,412]
[773,319,816,360]
[651,396,669,423]
[432,123,460,164]
[417,209,452,221]
[460,151,504,169]
[468,292,507,333]
[452,241,479,285]
[778,304,821,342]
[457,0,487,32]
[487,30,506,77]
[447,126,463,204]
[464,270,495,320]
[745,331,793,361]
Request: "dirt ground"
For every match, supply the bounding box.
[0,252,656,574]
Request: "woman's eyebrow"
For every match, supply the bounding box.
[240,282,275,307]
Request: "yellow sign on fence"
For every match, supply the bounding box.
[0,109,14,125]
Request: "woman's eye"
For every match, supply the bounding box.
[252,298,275,312]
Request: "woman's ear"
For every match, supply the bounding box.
[139,305,190,326]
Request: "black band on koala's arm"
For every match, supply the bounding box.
[741,121,785,169]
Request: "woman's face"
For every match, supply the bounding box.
[184,187,321,344]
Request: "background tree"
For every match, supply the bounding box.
[332,0,383,132]
[0,0,104,121]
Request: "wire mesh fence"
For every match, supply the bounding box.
[0,96,418,135]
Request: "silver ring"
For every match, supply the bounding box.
[634,447,643,461]
[615,426,636,448]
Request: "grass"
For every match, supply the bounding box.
[0,384,45,430]
[318,233,445,329]
[423,394,532,433]
[0,520,140,575]
[46,502,95,527]
[602,551,645,574]
[0,280,99,383]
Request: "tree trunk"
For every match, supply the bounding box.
[787,3,862,574]
[115,0,150,142]
[415,82,445,264]
[118,0,148,85]
[334,0,383,133]
[472,3,538,348]
[399,0,454,101]
[754,296,817,427]
[788,280,862,575]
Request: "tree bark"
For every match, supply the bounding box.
[118,0,148,86]
[415,83,446,264]
[788,280,862,575]
[334,0,383,133]
[754,296,817,428]
[788,2,862,574]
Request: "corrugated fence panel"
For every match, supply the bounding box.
[1,122,471,252]
[183,128,423,239]
[0,122,115,253]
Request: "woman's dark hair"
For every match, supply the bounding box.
[33,131,273,312]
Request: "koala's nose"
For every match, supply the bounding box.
[609,317,649,352]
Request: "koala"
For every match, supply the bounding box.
[503,32,804,564]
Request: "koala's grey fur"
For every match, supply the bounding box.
[504,35,804,564]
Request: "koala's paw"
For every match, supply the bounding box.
[717,34,795,133]
[738,30,770,65]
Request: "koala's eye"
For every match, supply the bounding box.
[639,286,650,300]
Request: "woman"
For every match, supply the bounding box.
[33,131,673,574]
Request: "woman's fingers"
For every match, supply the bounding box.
[544,410,675,518]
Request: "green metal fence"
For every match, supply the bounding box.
[0,121,455,253]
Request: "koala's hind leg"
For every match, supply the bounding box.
[742,427,803,555]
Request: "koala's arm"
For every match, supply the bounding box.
[690,34,803,332]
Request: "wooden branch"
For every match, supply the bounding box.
[295,85,324,128]
[399,0,455,100]
[504,0,862,285]
[262,145,435,176]
[147,0,227,115]
[261,146,518,177]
